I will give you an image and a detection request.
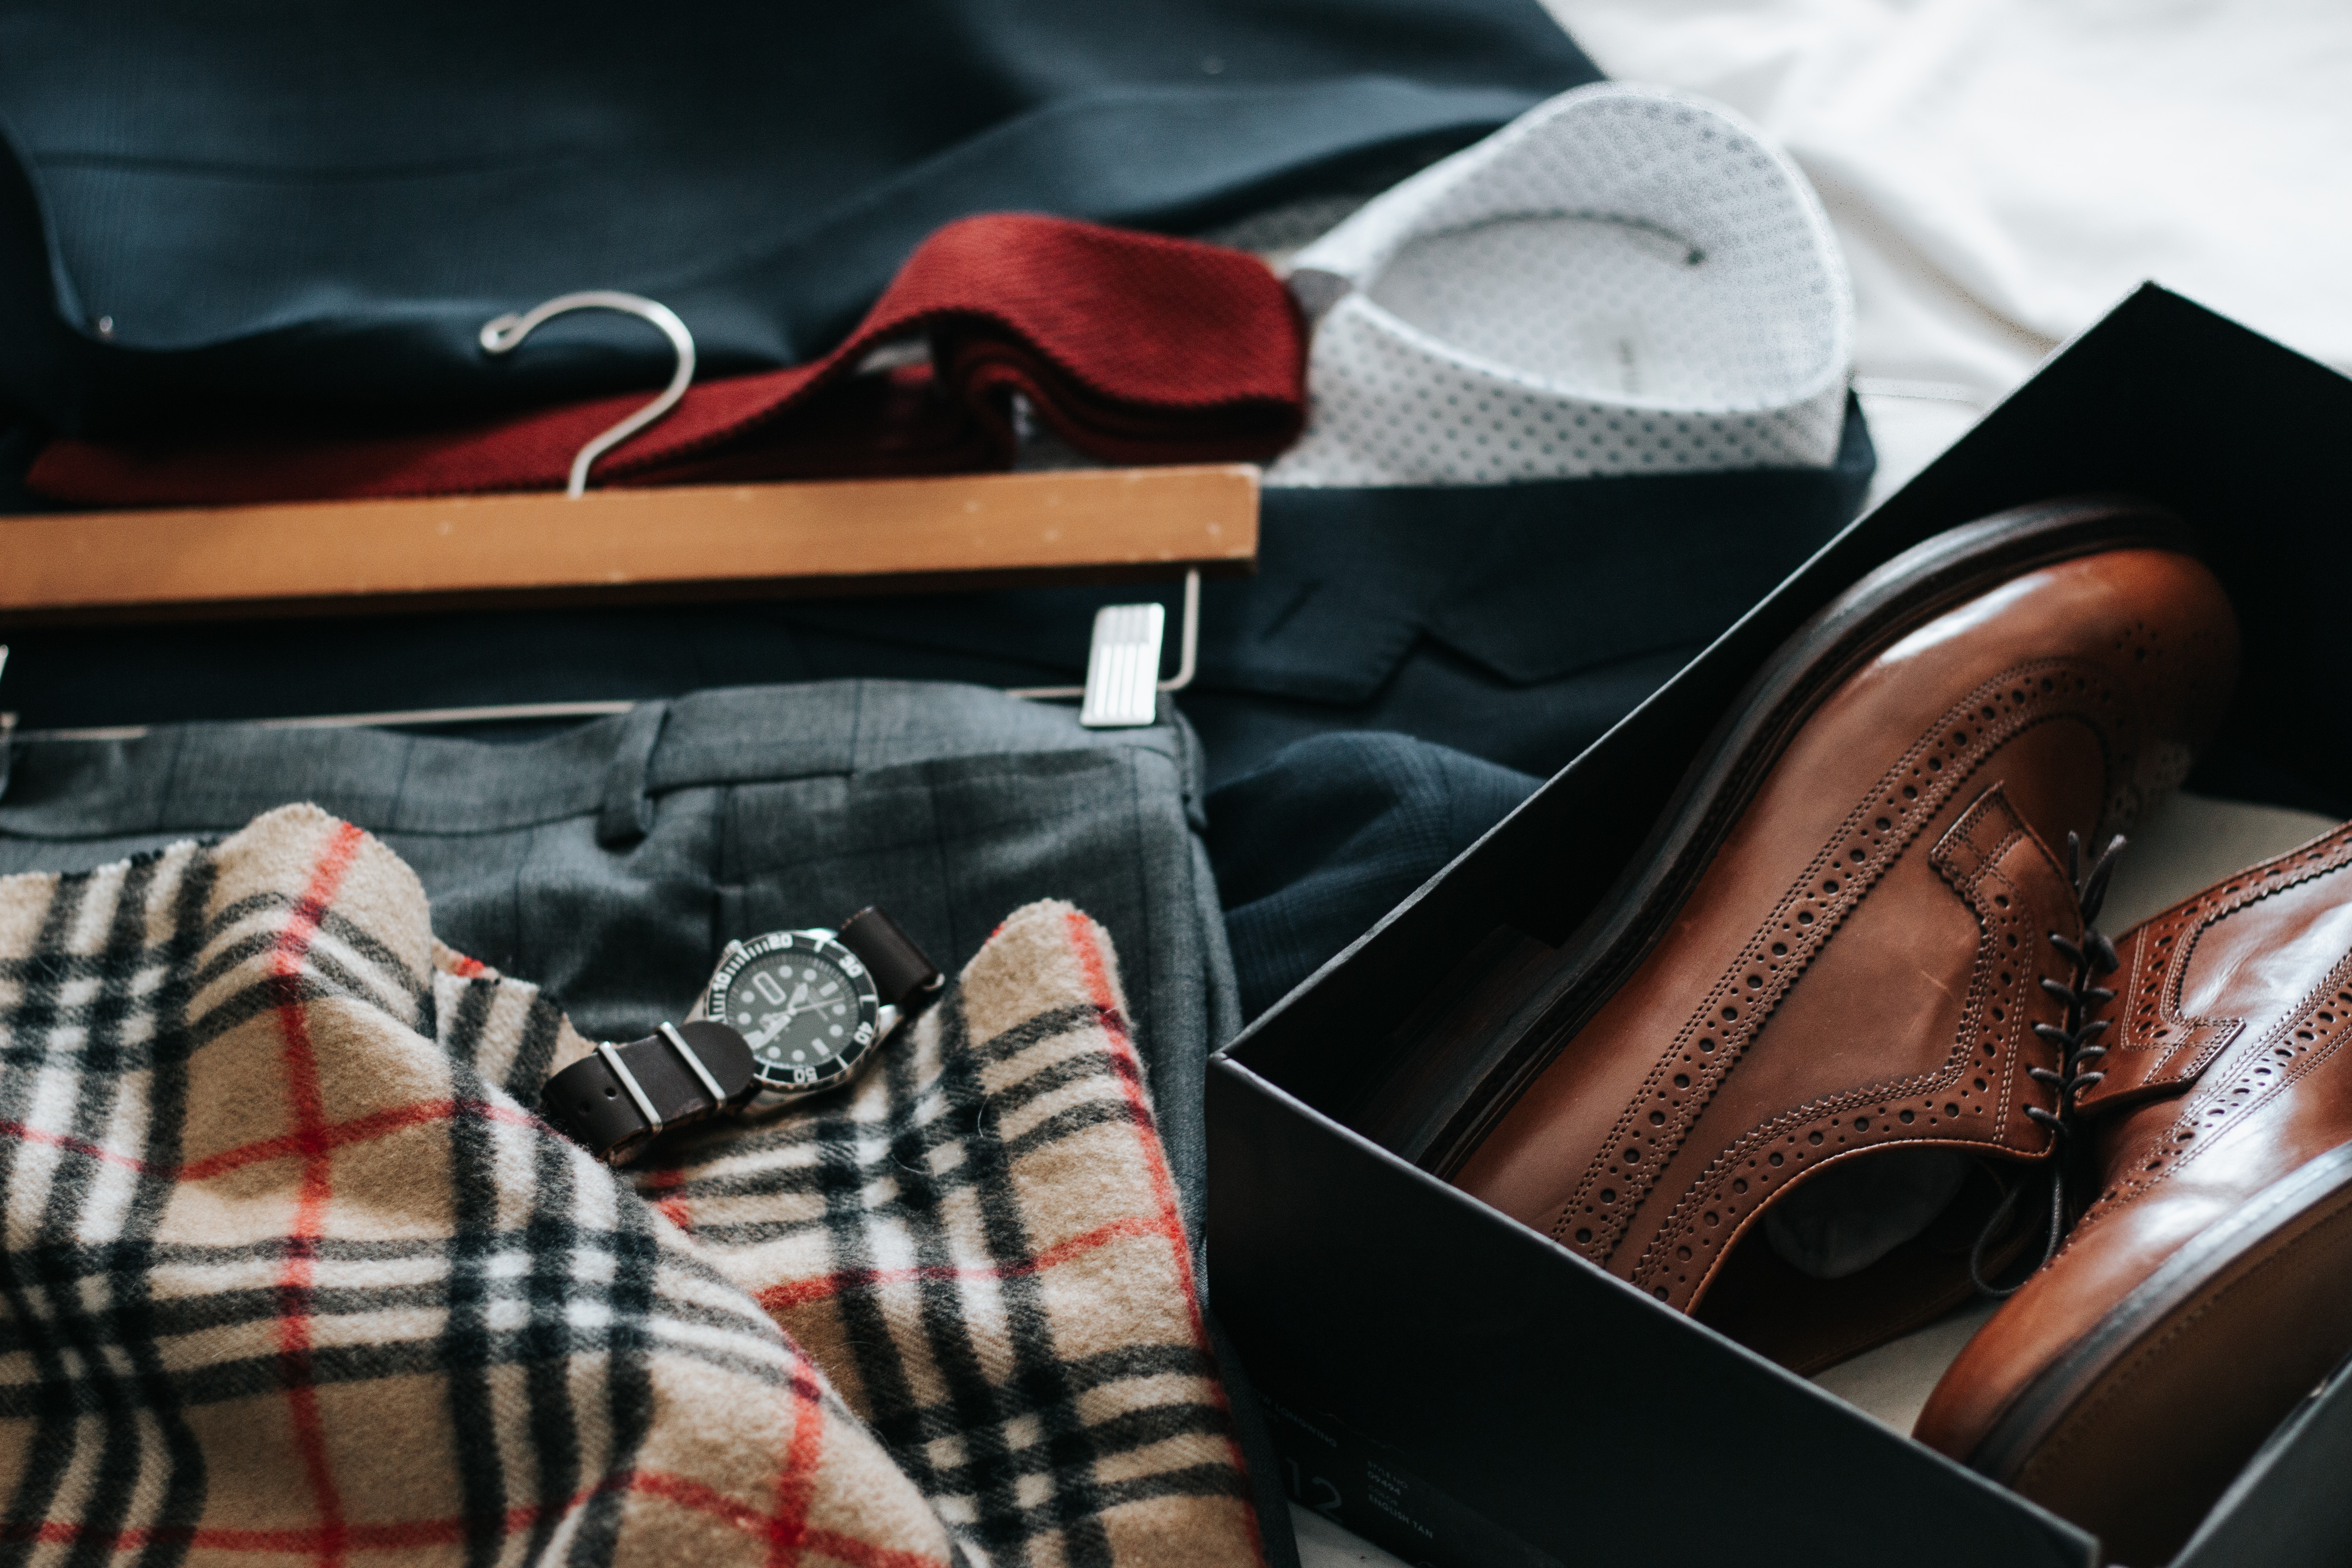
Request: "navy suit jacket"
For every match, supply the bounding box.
[0,0,1597,438]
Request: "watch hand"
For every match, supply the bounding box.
[747,993,830,1049]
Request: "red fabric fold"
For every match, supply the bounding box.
[30,214,1307,508]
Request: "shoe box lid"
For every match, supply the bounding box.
[1209,283,2352,1568]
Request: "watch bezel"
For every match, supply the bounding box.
[707,929,881,1097]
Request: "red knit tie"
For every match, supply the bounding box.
[30,214,1307,507]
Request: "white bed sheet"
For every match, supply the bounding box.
[1292,5,2352,1562]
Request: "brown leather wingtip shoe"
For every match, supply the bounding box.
[1441,499,2239,1370]
[1916,820,2352,1566]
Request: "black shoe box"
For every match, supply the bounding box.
[1207,285,2352,1568]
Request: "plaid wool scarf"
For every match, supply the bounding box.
[0,803,1262,1568]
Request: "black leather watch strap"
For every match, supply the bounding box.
[836,908,943,1009]
[540,1020,757,1164]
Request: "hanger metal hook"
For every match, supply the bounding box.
[479,291,696,499]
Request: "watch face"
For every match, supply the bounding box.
[709,931,879,1095]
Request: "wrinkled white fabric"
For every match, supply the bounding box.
[1265,82,1853,487]
[1540,0,2352,501]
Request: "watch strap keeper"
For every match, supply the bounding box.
[540,1019,757,1164]
[835,908,943,1009]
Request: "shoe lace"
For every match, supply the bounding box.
[1969,830,2124,1297]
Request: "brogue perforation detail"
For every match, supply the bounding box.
[2072,946,2352,1245]
[2086,824,2352,1108]
[1549,657,2124,1269]
[1625,790,2071,1303]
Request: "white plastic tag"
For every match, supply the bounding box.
[1078,603,1165,729]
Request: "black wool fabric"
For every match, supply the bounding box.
[1210,733,1540,1020]
[0,0,1596,438]
[0,424,44,512]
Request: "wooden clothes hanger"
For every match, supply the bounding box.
[0,292,1246,739]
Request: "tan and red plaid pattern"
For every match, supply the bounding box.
[0,802,1262,1568]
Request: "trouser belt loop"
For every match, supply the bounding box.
[595,700,671,849]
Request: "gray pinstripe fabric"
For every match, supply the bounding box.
[0,680,1239,1228]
